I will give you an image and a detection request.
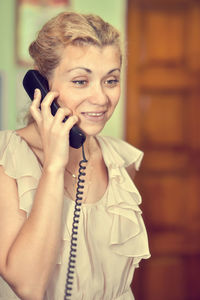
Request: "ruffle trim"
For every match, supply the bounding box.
[0,130,41,216]
[107,180,150,266]
[96,135,144,171]
[0,131,150,266]
[97,136,150,265]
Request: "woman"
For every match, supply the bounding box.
[0,12,150,300]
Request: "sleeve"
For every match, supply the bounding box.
[99,135,144,170]
[0,130,41,216]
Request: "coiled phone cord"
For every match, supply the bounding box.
[64,143,88,300]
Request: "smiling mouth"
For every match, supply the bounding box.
[85,112,104,116]
[81,111,106,121]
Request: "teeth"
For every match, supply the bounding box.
[87,112,103,116]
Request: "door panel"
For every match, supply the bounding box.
[126,1,200,299]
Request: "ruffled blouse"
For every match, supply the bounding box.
[0,130,150,300]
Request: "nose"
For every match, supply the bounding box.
[89,83,108,106]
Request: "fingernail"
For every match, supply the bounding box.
[34,88,39,97]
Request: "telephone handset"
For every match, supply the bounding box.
[23,69,87,299]
[23,69,86,149]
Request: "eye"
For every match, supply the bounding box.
[72,80,88,87]
[104,78,120,88]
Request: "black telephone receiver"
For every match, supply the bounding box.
[23,69,86,149]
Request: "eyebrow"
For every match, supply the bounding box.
[107,68,121,74]
[67,67,91,73]
[67,67,121,74]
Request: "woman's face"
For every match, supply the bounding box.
[49,44,121,136]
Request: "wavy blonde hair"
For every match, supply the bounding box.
[29,12,121,78]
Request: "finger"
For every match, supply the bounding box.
[53,107,72,123]
[29,89,42,123]
[32,88,42,108]
[40,91,59,118]
[63,115,79,131]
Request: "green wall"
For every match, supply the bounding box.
[0,0,127,138]
[0,0,16,129]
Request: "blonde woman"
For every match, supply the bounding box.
[0,12,150,300]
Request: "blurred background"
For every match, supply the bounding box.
[0,0,200,299]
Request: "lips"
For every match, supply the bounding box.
[85,112,104,116]
[81,111,106,121]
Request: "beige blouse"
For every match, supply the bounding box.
[0,131,150,300]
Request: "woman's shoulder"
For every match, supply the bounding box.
[0,130,19,154]
[0,124,37,147]
[0,127,30,153]
[0,127,41,178]
[96,135,144,170]
[0,124,42,158]
[0,129,14,141]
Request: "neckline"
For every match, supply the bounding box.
[64,181,109,207]
[64,136,110,207]
[12,130,110,207]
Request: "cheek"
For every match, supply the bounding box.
[110,88,120,108]
[57,96,71,108]
[59,87,87,103]
[57,90,77,108]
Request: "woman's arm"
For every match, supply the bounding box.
[0,165,64,300]
[0,89,79,300]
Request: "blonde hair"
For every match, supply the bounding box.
[29,12,122,79]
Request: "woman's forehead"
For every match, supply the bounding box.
[58,44,121,72]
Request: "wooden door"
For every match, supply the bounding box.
[126,1,200,299]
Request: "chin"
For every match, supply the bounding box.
[80,123,106,137]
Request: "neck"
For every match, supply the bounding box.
[28,122,97,171]
[69,135,92,160]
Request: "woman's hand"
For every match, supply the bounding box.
[30,88,78,171]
